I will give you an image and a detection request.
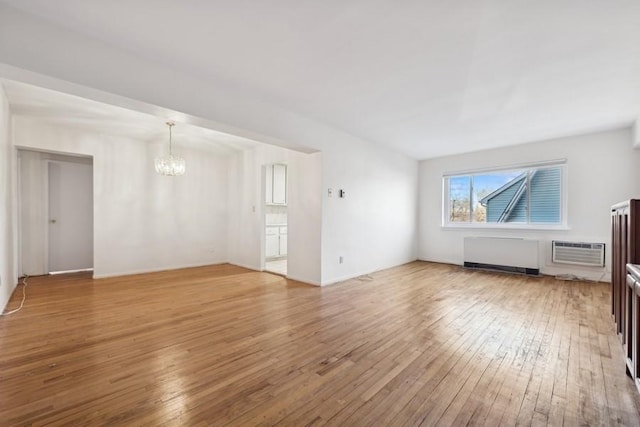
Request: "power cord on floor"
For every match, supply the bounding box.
[555,268,610,283]
[0,275,28,316]
[555,273,588,281]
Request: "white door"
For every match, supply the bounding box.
[48,161,93,272]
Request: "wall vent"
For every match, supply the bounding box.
[551,241,605,267]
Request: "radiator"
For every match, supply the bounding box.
[551,241,605,267]
[463,237,539,275]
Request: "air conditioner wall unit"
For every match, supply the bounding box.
[551,241,605,267]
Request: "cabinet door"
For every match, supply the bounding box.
[272,164,287,205]
[635,281,640,387]
[266,234,280,258]
[627,274,636,375]
[265,165,273,204]
[279,233,287,256]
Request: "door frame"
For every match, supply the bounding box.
[44,158,94,274]
[261,164,268,271]
[262,162,289,275]
[43,159,52,273]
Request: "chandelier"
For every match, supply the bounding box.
[155,122,186,176]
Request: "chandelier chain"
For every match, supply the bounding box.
[167,121,175,156]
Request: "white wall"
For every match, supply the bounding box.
[419,128,640,281]
[288,152,323,284]
[0,5,420,286]
[321,140,418,284]
[227,144,323,285]
[13,115,416,288]
[0,82,18,312]
[225,138,418,286]
[13,117,230,278]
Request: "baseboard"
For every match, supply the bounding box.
[92,261,230,279]
[229,263,321,287]
[91,261,324,288]
[321,258,418,286]
[0,280,18,314]
[418,256,459,266]
[285,274,321,286]
[91,259,427,288]
[228,262,261,272]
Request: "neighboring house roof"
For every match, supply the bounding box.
[479,173,528,223]
[479,168,561,223]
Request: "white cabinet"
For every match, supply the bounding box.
[272,164,287,205]
[266,225,287,258]
[265,164,287,205]
[265,234,280,258]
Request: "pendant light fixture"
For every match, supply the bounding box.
[155,121,186,176]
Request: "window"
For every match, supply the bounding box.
[443,161,565,227]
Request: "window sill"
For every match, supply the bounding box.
[441,224,570,231]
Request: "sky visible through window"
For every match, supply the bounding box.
[449,170,523,222]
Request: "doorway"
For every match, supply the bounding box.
[264,163,287,276]
[47,160,93,273]
[18,150,93,276]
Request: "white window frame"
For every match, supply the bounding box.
[441,159,568,230]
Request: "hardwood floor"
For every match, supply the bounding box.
[0,262,639,426]
[265,259,287,276]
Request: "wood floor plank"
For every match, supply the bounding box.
[0,262,639,425]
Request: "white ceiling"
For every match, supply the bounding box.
[2,79,259,154]
[2,0,640,159]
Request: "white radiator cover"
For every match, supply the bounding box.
[464,237,539,272]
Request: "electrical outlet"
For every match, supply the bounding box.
[339,256,344,264]
[328,188,333,197]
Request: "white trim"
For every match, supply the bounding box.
[49,268,93,275]
[93,261,231,279]
[441,224,571,231]
[442,162,567,229]
[285,274,321,286]
[229,261,262,271]
[320,259,417,286]
[443,158,567,177]
[561,163,569,229]
[16,149,23,278]
[44,160,51,273]
[44,159,95,274]
[262,162,289,274]
[261,164,267,271]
